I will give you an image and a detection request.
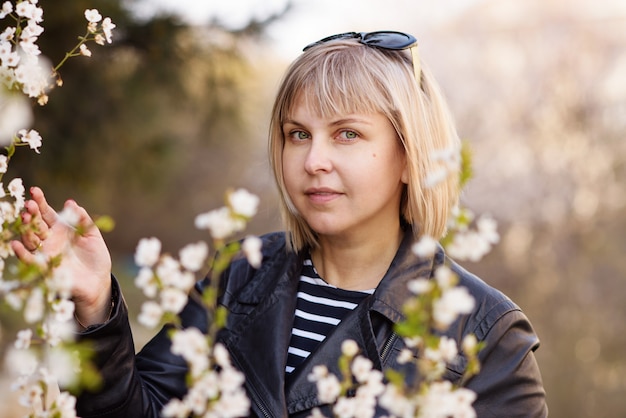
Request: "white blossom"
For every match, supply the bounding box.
[407,278,433,295]
[79,43,91,57]
[228,188,259,218]
[0,26,15,42]
[308,408,327,418]
[22,21,44,39]
[316,374,341,404]
[477,215,500,245]
[179,241,208,272]
[43,318,75,346]
[434,265,456,290]
[213,343,231,368]
[48,347,79,387]
[4,347,37,376]
[412,235,438,258]
[101,17,116,44]
[134,267,158,298]
[14,328,32,350]
[94,33,105,46]
[242,235,262,268]
[24,286,44,323]
[424,167,449,188]
[48,270,74,299]
[308,365,329,382]
[8,177,25,200]
[219,367,246,393]
[418,381,477,418]
[351,356,373,383]
[14,55,50,98]
[333,397,358,418]
[155,255,180,283]
[0,89,32,145]
[0,1,13,19]
[212,388,250,417]
[184,384,207,416]
[358,368,385,398]
[0,43,20,67]
[159,287,187,314]
[162,398,190,418]
[134,237,161,268]
[397,348,414,364]
[379,384,415,418]
[194,206,245,240]
[462,334,478,354]
[137,301,163,328]
[425,336,458,364]
[57,205,80,228]
[84,9,102,23]
[19,382,44,409]
[15,1,35,18]
[341,339,359,357]
[52,392,78,418]
[433,286,475,329]
[170,328,209,377]
[52,298,75,322]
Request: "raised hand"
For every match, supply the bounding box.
[11,186,113,328]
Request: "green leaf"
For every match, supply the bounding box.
[459,140,474,188]
[94,215,115,232]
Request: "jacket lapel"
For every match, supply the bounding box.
[220,249,301,417]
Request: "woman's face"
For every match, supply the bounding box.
[281,97,408,243]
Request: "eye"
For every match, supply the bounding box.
[286,130,310,142]
[337,130,359,142]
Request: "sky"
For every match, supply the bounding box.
[130,0,479,59]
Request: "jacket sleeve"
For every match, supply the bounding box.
[466,305,548,418]
[75,277,198,418]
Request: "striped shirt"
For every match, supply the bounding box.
[285,258,374,374]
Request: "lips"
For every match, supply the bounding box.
[304,187,342,204]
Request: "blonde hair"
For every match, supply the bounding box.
[269,38,460,251]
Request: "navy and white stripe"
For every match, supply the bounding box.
[285,259,374,374]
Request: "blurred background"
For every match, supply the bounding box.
[1,0,625,416]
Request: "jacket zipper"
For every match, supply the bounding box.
[227,351,272,418]
[250,386,272,418]
[380,332,398,364]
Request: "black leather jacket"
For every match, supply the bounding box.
[76,230,548,417]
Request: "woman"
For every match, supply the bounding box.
[12,31,547,417]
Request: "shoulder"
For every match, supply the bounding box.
[445,254,536,344]
[215,231,300,304]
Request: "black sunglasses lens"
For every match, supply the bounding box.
[303,32,359,51]
[303,31,417,51]
[362,31,417,50]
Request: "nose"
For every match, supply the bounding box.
[304,137,333,174]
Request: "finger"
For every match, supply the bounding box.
[29,186,58,227]
[24,199,50,240]
[58,198,101,240]
[20,211,41,251]
[11,240,41,265]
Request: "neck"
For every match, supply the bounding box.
[310,225,405,291]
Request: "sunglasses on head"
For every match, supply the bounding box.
[303,31,421,85]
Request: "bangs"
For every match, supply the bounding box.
[280,45,399,122]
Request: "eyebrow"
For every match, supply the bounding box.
[282,117,373,127]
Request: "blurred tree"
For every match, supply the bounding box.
[5,0,288,257]
[424,1,626,417]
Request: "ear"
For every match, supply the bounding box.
[400,155,409,184]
